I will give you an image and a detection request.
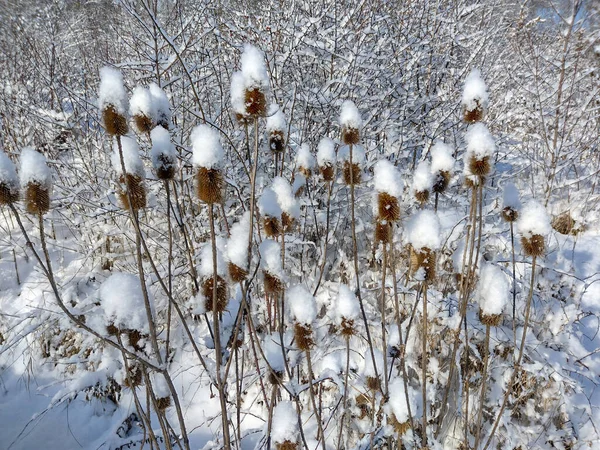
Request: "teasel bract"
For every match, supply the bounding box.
[0,151,19,206]
[462,68,489,124]
[191,124,225,205]
[19,147,52,215]
[98,67,129,136]
[112,136,147,211]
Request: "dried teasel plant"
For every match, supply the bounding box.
[296,143,315,178]
[462,68,488,124]
[112,137,147,211]
[20,148,52,215]
[201,275,228,313]
[99,67,129,136]
[130,86,154,134]
[0,151,19,206]
[191,125,225,205]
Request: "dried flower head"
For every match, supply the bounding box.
[264,271,284,295]
[432,170,451,194]
[294,323,314,351]
[521,234,545,258]
[468,154,491,177]
[119,173,147,210]
[340,100,362,144]
[462,69,488,123]
[228,262,248,283]
[20,148,52,215]
[196,167,223,204]
[375,220,392,243]
[517,201,550,258]
[502,206,519,222]
[343,161,361,185]
[99,67,129,136]
[263,215,282,237]
[156,396,171,410]
[479,309,502,327]
[414,189,430,205]
[201,275,228,313]
[409,246,437,283]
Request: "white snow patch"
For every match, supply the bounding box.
[387,378,416,423]
[412,160,433,194]
[260,239,284,278]
[191,124,224,169]
[112,135,144,177]
[338,144,365,164]
[517,200,551,238]
[271,177,300,219]
[266,107,286,135]
[230,71,247,116]
[19,147,51,188]
[98,66,128,115]
[129,86,154,119]
[150,127,177,170]
[406,210,441,250]
[374,159,402,196]
[287,284,317,325]
[199,237,227,277]
[476,263,509,316]
[259,187,282,218]
[148,83,171,125]
[271,401,298,444]
[430,141,455,174]
[335,284,360,323]
[465,123,495,160]
[226,211,250,269]
[296,143,315,170]
[340,100,362,129]
[99,273,151,332]
[502,182,521,210]
[317,137,336,166]
[0,151,18,190]
[240,44,269,90]
[462,68,489,112]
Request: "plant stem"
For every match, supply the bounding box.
[422,282,428,448]
[474,324,491,449]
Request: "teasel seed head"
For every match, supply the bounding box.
[275,441,298,450]
[409,246,437,283]
[20,148,52,215]
[123,362,143,388]
[377,192,400,222]
[366,375,381,392]
[552,213,576,235]
[195,167,224,204]
[118,173,147,210]
[133,113,153,134]
[319,163,334,182]
[263,215,282,237]
[389,414,411,435]
[502,206,519,223]
[264,271,284,295]
[375,220,392,244]
[468,154,491,177]
[245,87,267,117]
[201,275,228,313]
[479,309,503,327]
[294,323,314,351]
[343,161,361,185]
[463,100,485,123]
[281,211,295,233]
[340,317,355,337]
[432,170,451,194]
[269,130,285,153]
[156,396,171,411]
[521,234,545,258]
[154,153,176,181]
[414,189,430,204]
[228,262,248,283]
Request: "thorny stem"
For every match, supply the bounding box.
[510,221,517,346]
[422,282,428,448]
[306,349,326,450]
[381,242,389,394]
[336,336,351,450]
[481,256,537,450]
[474,324,491,450]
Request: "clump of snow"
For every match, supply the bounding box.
[363,348,383,378]
[412,160,433,193]
[271,177,300,219]
[287,284,317,325]
[0,151,18,188]
[226,211,250,269]
[112,135,145,177]
[20,147,51,188]
[129,86,154,119]
[335,284,360,324]
[240,44,269,90]
[406,210,441,250]
[263,333,286,373]
[230,71,247,116]
[476,263,509,316]
[296,144,315,171]
[150,127,177,170]
[260,239,284,278]
[374,159,402,196]
[517,200,551,238]
[430,141,455,174]
[339,100,362,129]
[259,187,282,218]
[98,66,128,115]
[199,237,227,278]
[148,83,171,125]
[462,68,489,112]
[191,124,224,169]
[387,378,416,423]
[266,106,286,134]
[465,123,495,160]
[292,173,305,196]
[338,144,366,164]
[503,182,521,210]
[99,273,151,332]
[151,373,170,399]
[317,137,336,166]
[271,401,298,444]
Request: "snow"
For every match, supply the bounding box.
[151,373,170,399]
[517,200,551,238]
[240,44,269,89]
[335,284,360,323]
[98,66,128,115]
[292,173,306,195]
[374,159,402,196]
[465,123,495,160]
[230,71,246,116]
[226,211,250,269]
[405,210,441,250]
[99,273,151,332]
[287,284,317,325]
[148,83,171,125]
[150,127,177,170]
[338,144,366,164]
[271,401,298,444]
[271,177,300,219]
[363,348,383,378]
[191,124,224,169]
[266,106,286,134]
[111,135,144,177]
[503,182,521,210]
[19,147,51,188]
[259,239,284,278]
[476,263,510,316]
[339,99,362,129]
[199,237,227,277]
[129,86,154,119]
[387,378,415,423]
[317,137,336,166]
[259,187,282,217]
[430,141,455,174]
[296,143,316,170]
[412,160,433,193]
[462,68,488,112]
[0,151,18,187]
[263,333,286,373]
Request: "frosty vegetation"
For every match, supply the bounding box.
[1,1,599,450]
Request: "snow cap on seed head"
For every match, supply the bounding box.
[465,123,495,161]
[406,210,441,250]
[271,177,300,219]
[476,263,510,317]
[335,284,360,324]
[191,124,224,169]
[430,141,455,174]
[317,137,336,166]
[340,100,362,129]
[99,66,128,115]
[462,69,489,112]
[287,284,317,325]
[412,160,434,194]
[517,200,551,239]
[20,147,51,188]
[374,159,402,197]
[111,136,144,177]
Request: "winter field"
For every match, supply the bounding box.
[0,1,599,449]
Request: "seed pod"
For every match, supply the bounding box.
[340,317,355,337]
[521,234,545,258]
[432,170,451,194]
[263,215,281,237]
[25,182,50,215]
[479,309,502,327]
[119,173,147,210]
[245,87,267,117]
[468,154,491,177]
[343,161,361,185]
[339,100,362,145]
[462,69,488,124]
[20,148,52,215]
[502,206,519,223]
[201,275,228,313]
[156,396,171,410]
[377,192,400,222]
[269,130,285,153]
[264,271,284,295]
[319,163,334,181]
[414,189,430,204]
[196,167,223,204]
[341,127,360,145]
[294,323,314,351]
[464,100,484,123]
[103,105,129,136]
[389,414,411,435]
[228,262,248,283]
[375,220,392,244]
[281,211,295,233]
[409,246,437,283]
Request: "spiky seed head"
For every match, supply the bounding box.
[228,262,248,283]
[389,414,411,435]
[275,441,298,450]
[377,192,400,222]
[155,153,175,180]
[468,154,491,177]
[341,127,360,145]
[201,275,228,313]
[319,164,334,182]
[268,370,284,385]
[432,170,450,194]
[294,323,314,351]
[263,215,281,237]
[0,181,19,205]
[156,396,171,410]
[245,87,267,117]
[375,220,392,243]
[521,234,545,257]
[25,182,50,215]
[552,213,575,235]
[106,323,119,336]
[298,166,312,178]
[343,161,361,185]
[126,329,143,351]
[502,206,519,223]
[464,100,484,123]
[340,317,355,337]
[235,112,252,125]
[281,212,295,233]
[196,167,223,204]
[269,130,285,153]
[366,375,381,391]
[479,308,503,327]
[103,105,129,136]
[264,271,284,295]
[414,189,430,204]
[133,113,153,134]
[123,363,143,388]
[118,174,146,210]
[409,246,437,283]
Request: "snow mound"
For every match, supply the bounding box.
[387,378,416,424]
[517,200,551,238]
[272,401,298,444]
[148,83,171,126]
[129,86,154,119]
[374,159,401,196]
[406,210,441,250]
[98,66,128,115]
[317,137,336,166]
[296,144,315,170]
[412,160,433,193]
[20,147,51,188]
[503,182,521,210]
[335,284,360,323]
[191,124,224,169]
[430,141,455,174]
[340,100,362,128]
[240,44,269,89]
[99,273,151,332]
[199,237,227,277]
[150,127,177,170]
[287,284,317,325]
[112,135,144,177]
[462,68,488,112]
[259,187,282,218]
[266,107,286,134]
[0,151,18,187]
[465,123,495,160]
[272,177,300,219]
[226,211,250,270]
[260,239,284,278]
[476,263,509,316]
